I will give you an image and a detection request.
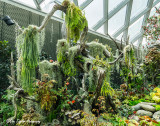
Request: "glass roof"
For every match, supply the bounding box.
[10,0,160,47]
[108,5,127,35]
[84,0,103,27]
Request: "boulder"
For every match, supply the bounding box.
[140,104,156,112]
[140,102,157,106]
[132,115,139,121]
[136,110,153,117]
[153,111,160,120]
[132,104,141,111]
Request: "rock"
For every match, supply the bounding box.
[140,104,156,112]
[83,101,92,114]
[132,116,139,121]
[132,104,141,111]
[136,110,153,117]
[156,119,160,122]
[140,102,157,106]
[153,111,160,120]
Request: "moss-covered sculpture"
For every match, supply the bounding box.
[6,0,123,125]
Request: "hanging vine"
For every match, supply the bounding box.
[16,25,45,95]
[62,0,88,43]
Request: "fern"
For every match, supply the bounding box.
[101,78,114,97]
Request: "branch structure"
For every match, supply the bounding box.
[38,3,67,32]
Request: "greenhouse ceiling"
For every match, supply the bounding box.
[7,0,160,46]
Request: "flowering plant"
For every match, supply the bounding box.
[143,7,160,43]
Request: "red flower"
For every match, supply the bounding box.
[92,67,93,71]
[66,82,69,86]
[72,100,75,104]
[67,101,71,104]
[133,111,137,114]
[50,60,53,63]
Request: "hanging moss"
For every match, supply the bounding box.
[115,49,120,72]
[88,41,107,58]
[39,60,63,87]
[57,39,69,62]
[68,46,79,70]
[56,39,76,76]
[82,57,93,72]
[62,0,88,43]
[123,45,135,68]
[16,25,45,95]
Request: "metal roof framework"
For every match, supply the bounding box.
[7,0,160,46]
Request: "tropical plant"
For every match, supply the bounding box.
[150,87,160,103]
[62,0,88,43]
[0,40,12,96]
[153,105,160,111]
[34,80,57,111]
[16,25,44,95]
[143,6,160,43]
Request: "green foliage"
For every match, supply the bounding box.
[143,47,160,84]
[121,46,136,83]
[118,104,133,118]
[57,39,77,76]
[0,90,25,125]
[88,42,108,58]
[143,7,160,42]
[153,105,160,111]
[92,56,114,97]
[16,25,41,95]
[35,80,57,111]
[16,110,41,126]
[128,99,151,106]
[101,78,114,97]
[63,0,88,43]
[39,60,63,86]
[0,40,12,95]
[150,87,160,103]
[102,113,127,126]
[0,102,14,125]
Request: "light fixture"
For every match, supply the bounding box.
[0,15,14,26]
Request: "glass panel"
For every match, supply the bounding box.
[40,0,54,13]
[97,25,104,34]
[128,16,144,40]
[78,0,87,6]
[133,40,139,46]
[40,0,63,18]
[84,0,103,27]
[37,0,44,4]
[130,0,148,19]
[58,0,65,2]
[116,33,123,41]
[13,0,36,8]
[108,5,126,35]
[109,0,124,12]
